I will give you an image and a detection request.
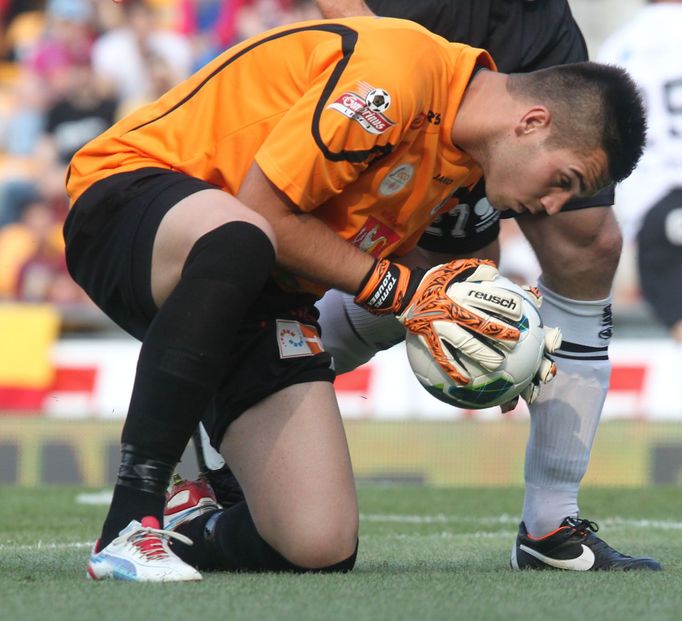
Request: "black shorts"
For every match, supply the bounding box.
[202,308,335,449]
[64,168,334,441]
[64,167,214,339]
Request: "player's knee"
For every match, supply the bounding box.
[541,218,623,293]
[182,220,276,297]
[587,220,622,278]
[286,537,359,571]
[278,516,359,570]
[237,210,277,252]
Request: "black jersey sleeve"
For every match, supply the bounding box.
[366,0,588,72]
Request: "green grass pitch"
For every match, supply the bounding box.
[2,485,681,621]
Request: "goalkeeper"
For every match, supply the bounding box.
[65,15,645,580]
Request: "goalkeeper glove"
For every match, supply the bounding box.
[500,286,562,411]
[355,258,524,385]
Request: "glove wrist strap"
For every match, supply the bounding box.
[355,259,413,315]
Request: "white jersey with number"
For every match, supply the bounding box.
[598,4,682,241]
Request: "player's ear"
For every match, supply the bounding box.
[514,106,551,137]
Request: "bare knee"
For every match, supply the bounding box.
[588,221,622,279]
[274,513,359,569]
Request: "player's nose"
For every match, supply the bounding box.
[539,192,570,215]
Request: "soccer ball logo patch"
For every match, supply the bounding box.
[365,88,391,113]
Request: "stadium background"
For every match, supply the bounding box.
[1,0,680,489]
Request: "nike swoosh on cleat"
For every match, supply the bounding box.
[519,544,596,570]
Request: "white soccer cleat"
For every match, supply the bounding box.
[86,516,202,582]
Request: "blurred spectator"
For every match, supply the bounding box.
[0,179,41,227]
[236,0,318,42]
[599,0,682,338]
[174,0,248,68]
[0,197,65,299]
[0,0,45,64]
[38,54,118,168]
[25,0,95,99]
[114,48,181,117]
[92,0,192,105]
[0,0,95,216]
[0,73,45,158]
[165,0,319,70]
[0,70,46,229]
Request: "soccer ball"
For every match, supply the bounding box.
[405,276,546,409]
[365,88,391,113]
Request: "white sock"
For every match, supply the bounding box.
[522,280,613,537]
[316,288,404,374]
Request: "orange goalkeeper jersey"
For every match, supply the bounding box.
[67,16,493,269]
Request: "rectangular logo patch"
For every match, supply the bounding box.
[350,216,400,257]
[276,320,325,359]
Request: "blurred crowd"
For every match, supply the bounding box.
[0,0,675,337]
[0,0,319,324]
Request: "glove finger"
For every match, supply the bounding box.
[403,292,521,347]
[521,285,542,309]
[543,326,563,353]
[536,356,557,384]
[521,381,541,405]
[461,262,500,283]
[434,320,506,372]
[413,331,473,385]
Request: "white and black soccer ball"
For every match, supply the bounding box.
[405,276,546,409]
[365,88,391,113]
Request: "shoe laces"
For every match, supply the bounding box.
[564,516,600,537]
[130,524,193,561]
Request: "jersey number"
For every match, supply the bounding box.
[448,204,470,238]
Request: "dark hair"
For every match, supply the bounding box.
[508,62,647,184]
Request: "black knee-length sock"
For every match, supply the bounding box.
[99,222,274,547]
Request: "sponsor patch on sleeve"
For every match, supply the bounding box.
[327,81,396,135]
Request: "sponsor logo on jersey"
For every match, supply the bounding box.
[426,110,441,125]
[432,174,454,185]
[472,197,499,233]
[328,81,395,135]
[276,320,325,359]
[351,216,400,257]
[379,163,415,196]
[365,88,391,113]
